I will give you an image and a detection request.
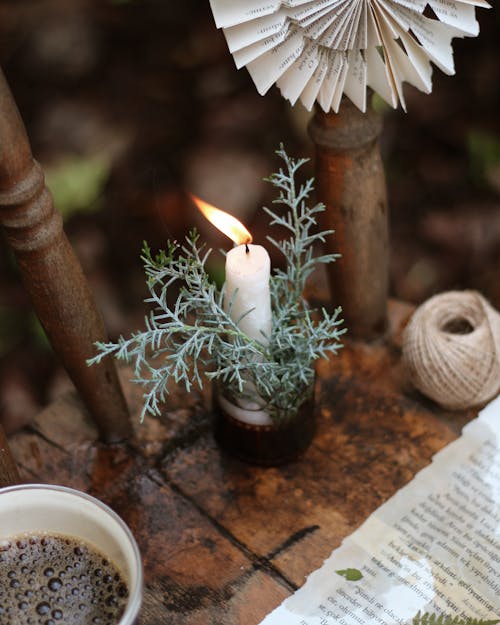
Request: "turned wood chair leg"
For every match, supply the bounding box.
[0,68,132,443]
[308,98,389,340]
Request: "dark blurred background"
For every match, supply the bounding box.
[0,0,498,432]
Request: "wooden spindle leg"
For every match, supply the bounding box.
[308,98,389,340]
[0,68,132,443]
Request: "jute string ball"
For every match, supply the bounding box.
[402,291,500,410]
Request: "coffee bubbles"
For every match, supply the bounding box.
[0,533,129,624]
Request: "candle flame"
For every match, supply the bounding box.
[190,194,252,245]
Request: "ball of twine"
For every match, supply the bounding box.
[402,290,500,410]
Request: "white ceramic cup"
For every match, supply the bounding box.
[0,484,143,624]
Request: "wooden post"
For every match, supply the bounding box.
[0,425,20,487]
[0,68,132,443]
[308,98,389,339]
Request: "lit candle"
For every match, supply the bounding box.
[192,195,273,425]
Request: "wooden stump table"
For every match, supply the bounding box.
[7,301,475,625]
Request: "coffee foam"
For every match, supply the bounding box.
[0,532,128,625]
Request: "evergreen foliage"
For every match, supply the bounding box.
[89,146,346,422]
[412,612,499,625]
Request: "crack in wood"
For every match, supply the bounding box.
[148,471,298,593]
[28,426,71,454]
[266,524,320,560]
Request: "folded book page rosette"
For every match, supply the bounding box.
[208,0,490,112]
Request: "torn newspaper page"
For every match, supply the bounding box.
[259,394,500,624]
[208,0,491,112]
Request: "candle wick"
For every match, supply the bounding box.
[245,243,250,254]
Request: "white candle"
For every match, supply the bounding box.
[223,243,273,425]
[190,193,274,426]
[224,244,272,344]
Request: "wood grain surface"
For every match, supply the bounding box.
[7,301,475,624]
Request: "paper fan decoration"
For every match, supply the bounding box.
[208,0,490,112]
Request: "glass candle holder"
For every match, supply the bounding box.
[213,379,316,466]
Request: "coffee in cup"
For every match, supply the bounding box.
[0,485,142,625]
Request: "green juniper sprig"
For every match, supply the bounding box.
[90,233,268,420]
[412,612,499,625]
[264,146,339,306]
[88,146,346,422]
